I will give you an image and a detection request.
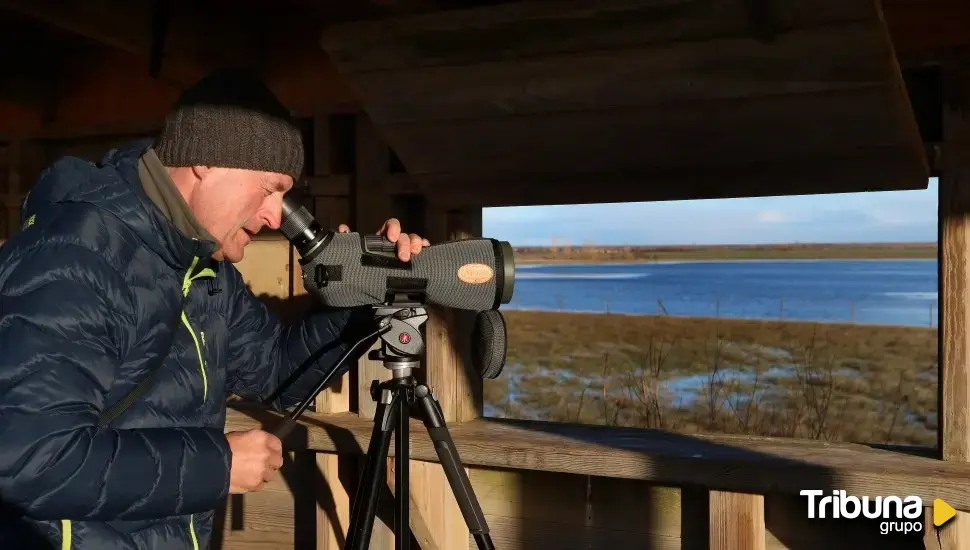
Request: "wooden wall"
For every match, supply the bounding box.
[0,141,46,240]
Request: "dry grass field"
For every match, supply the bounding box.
[484,310,938,448]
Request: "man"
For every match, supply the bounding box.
[0,69,427,549]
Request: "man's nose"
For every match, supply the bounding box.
[264,196,283,230]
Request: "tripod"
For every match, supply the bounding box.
[345,305,494,550]
[273,303,494,550]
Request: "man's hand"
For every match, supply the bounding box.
[337,218,431,262]
[226,429,284,494]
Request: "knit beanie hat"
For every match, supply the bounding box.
[154,68,304,181]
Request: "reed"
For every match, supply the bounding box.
[484,310,938,447]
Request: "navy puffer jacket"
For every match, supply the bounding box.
[0,141,370,549]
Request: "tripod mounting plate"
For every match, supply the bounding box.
[368,305,428,367]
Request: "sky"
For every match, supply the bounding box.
[482,178,939,247]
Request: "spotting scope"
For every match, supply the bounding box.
[273,196,514,549]
[279,196,515,312]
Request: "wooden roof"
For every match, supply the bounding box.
[0,0,966,202]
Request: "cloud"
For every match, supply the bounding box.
[756,210,789,223]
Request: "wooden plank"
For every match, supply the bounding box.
[938,58,970,550]
[881,0,970,63]
[379,85,913,177]
[387,147,928,208]
[467,467,687,548]
[312,115,333,176]
[321,0,876,73]
[305,175,351,197]
[0,0,247,77]
[4,142,20,239]
[225,406,970,512]
[313,196,351,230]
[350,22,897,124]
[710,491,765,550]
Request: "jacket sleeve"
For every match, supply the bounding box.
[222,264,378,410]
[0,242,231,521]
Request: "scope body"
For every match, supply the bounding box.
[280,197,515,312]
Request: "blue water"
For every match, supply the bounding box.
[502,259,938,327]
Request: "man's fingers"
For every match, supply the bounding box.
[268,453,284,470]
[337,224,350,233]
[262,467,276,483]
[265,432,282,452]
[380,218,402,241]
[409,234,423,255]
[396,233,412,261]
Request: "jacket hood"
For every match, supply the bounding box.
[20,139,217,269]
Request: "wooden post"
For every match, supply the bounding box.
[423,206,485,424]
[390,202,483,550]
[309,114,355,550]
[938,57,970,549]
[351,112,397,548]
[709,491,765,550]
[353,112,396,421]
[2,142,21,239]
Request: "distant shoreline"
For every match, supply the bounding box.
[511,242,937,264]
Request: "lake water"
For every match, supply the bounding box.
[503,259,938,327]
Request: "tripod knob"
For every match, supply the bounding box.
[370,380,381,401]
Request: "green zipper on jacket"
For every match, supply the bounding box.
[180,256,216,401]
[180,256,216,550]
[58,257,216,550]
[60,519,71,550]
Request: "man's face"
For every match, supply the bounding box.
[186,166,293,263]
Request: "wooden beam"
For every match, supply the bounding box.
[377,86,918,177]
[0,0,248,81]
[881,0,970,64]
[344,22,897,125]
[322,0,927,200]
[938,57,970,550]
[320,0,875,73]
[225,405,970,512]
[0,47,357,140]
[382,147,929,208]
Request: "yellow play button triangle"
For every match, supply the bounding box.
[934,499,956,527]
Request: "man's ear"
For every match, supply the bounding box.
[190,165,211,180]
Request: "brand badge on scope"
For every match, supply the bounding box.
[457,263,494,284]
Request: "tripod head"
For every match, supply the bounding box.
[366,292,508,383]
[368,303,428,378]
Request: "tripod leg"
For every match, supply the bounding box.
[414,385,494,550]
[346,392,398,550]
[395,391,410,550]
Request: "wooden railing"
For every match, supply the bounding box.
[222,402,969,549]
[223,230,963,550]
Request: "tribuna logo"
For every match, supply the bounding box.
[800,490,923,535]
